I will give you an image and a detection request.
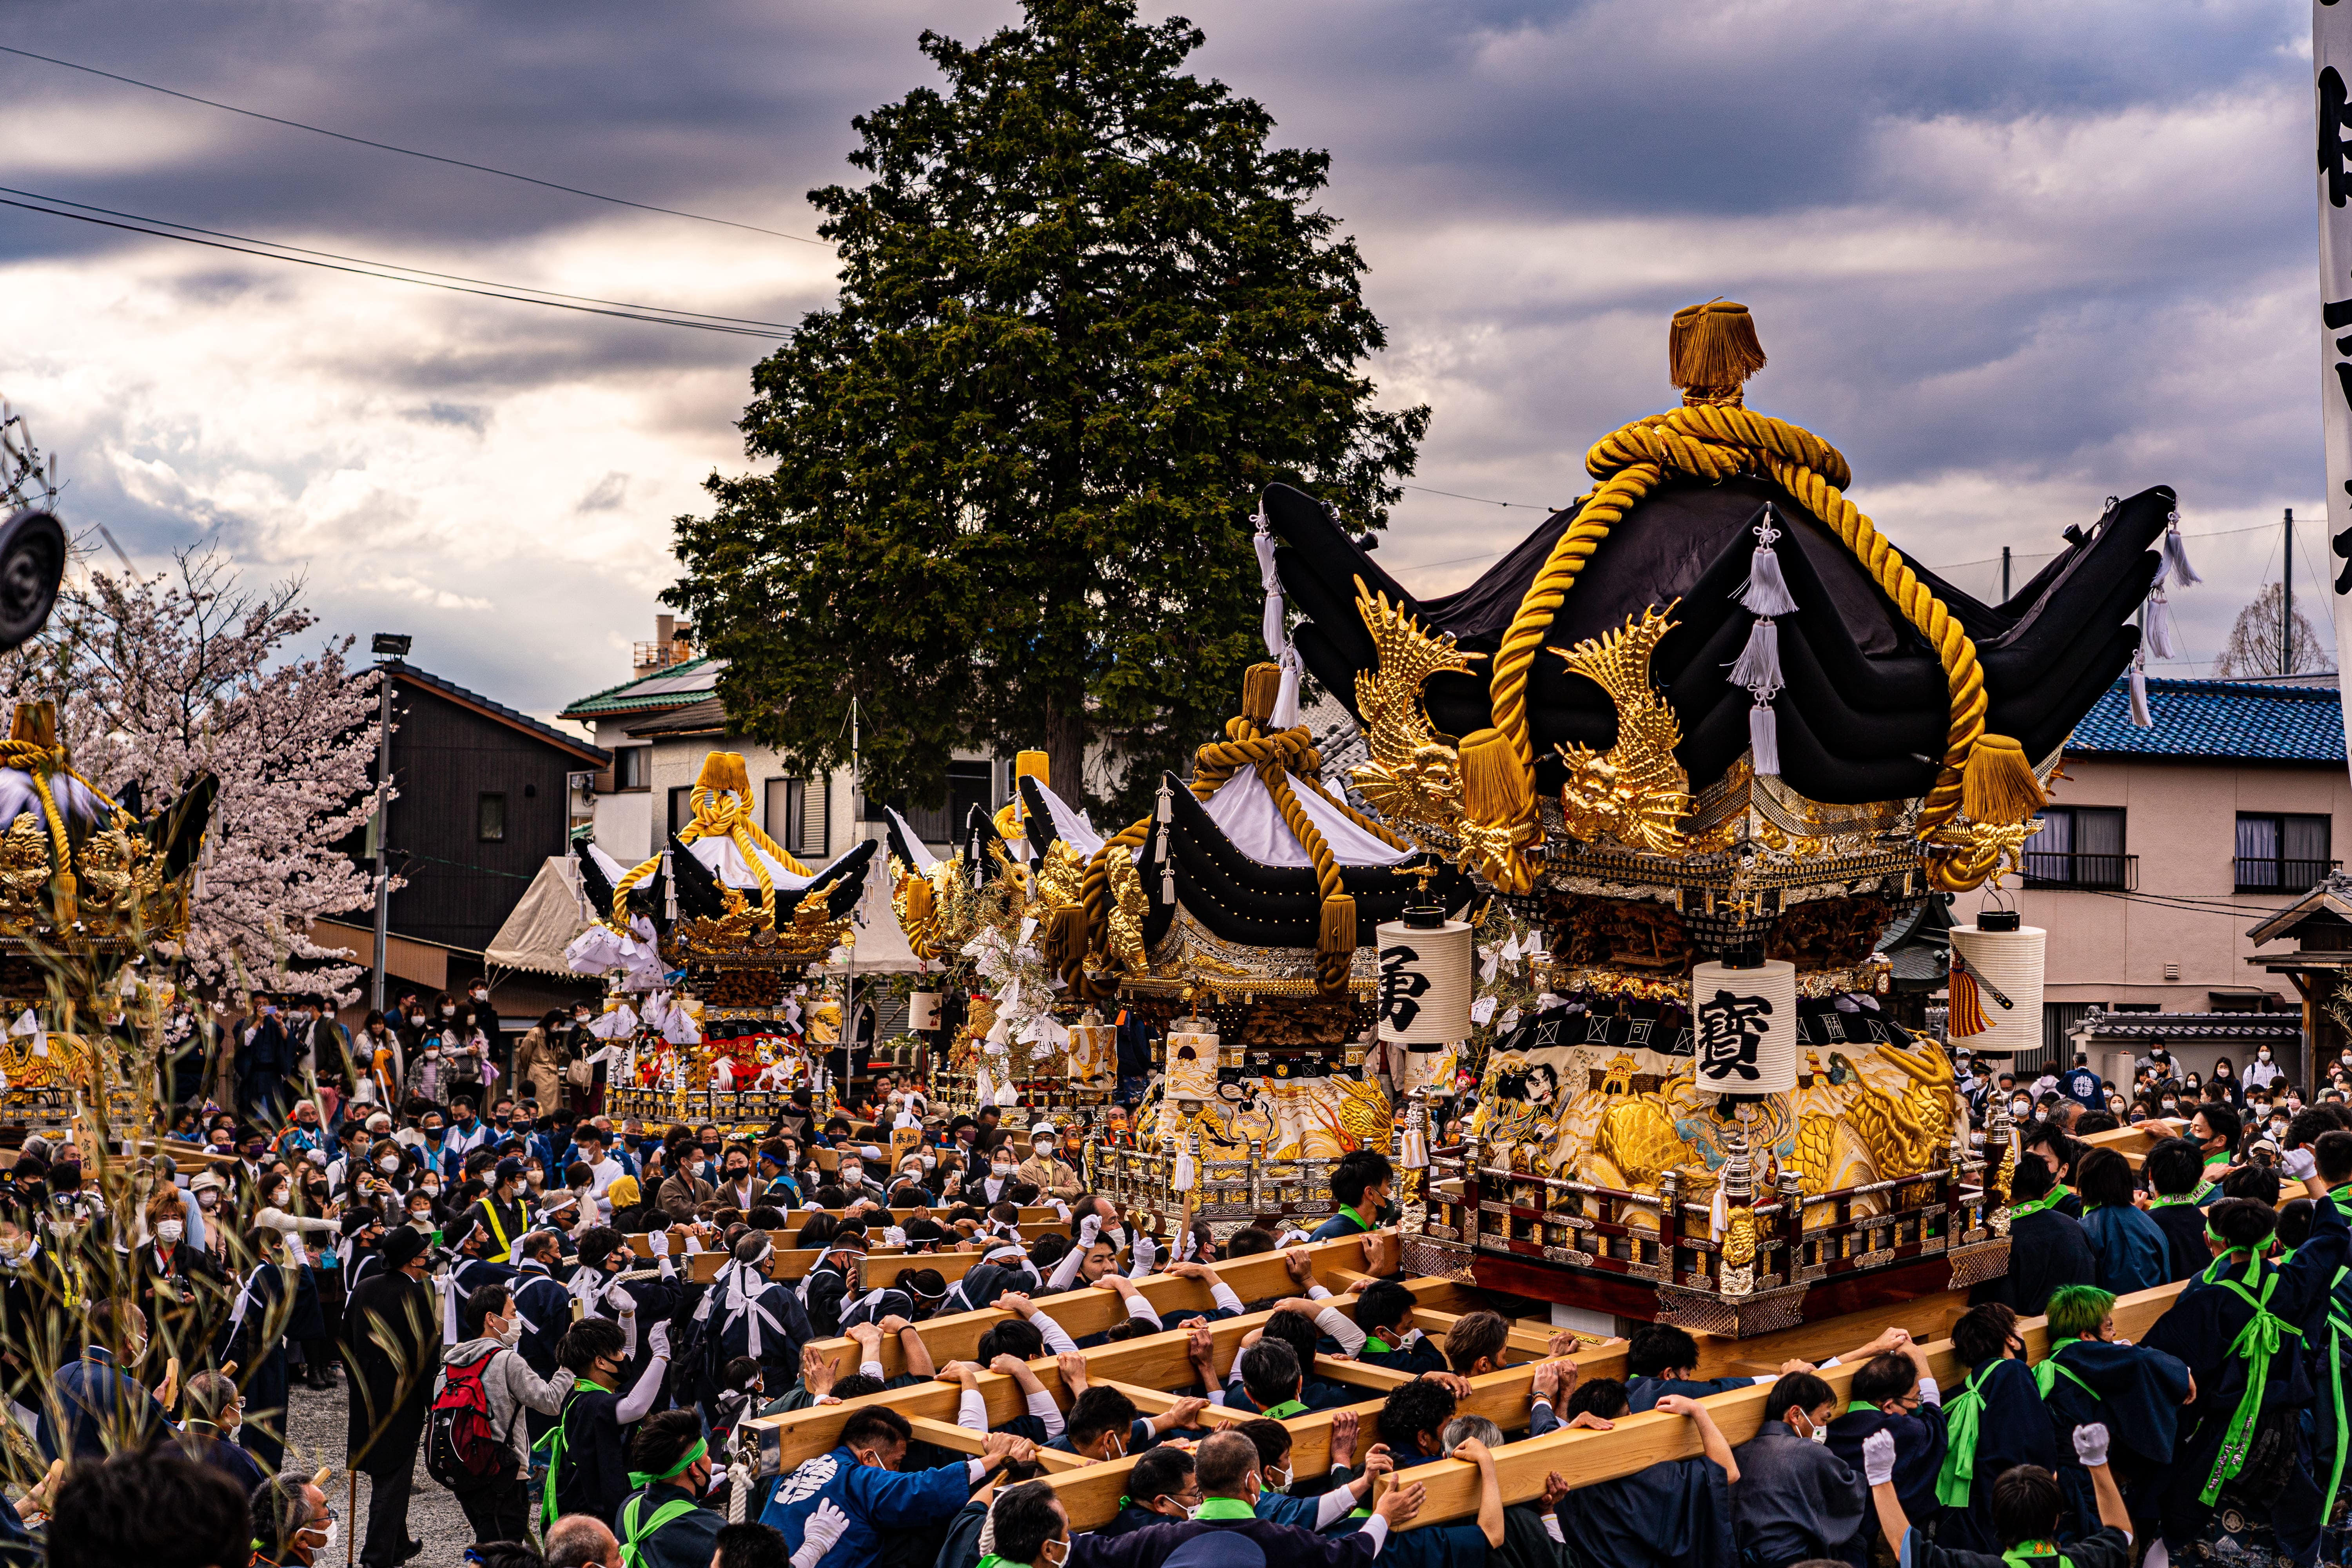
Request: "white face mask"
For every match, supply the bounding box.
[2011,1100,2031,1118]
[2261,1051,2274,1061]
[919,1153,936,1169]
[156,1220,183,1246]
[495,1316,521,1348]
[442,1005,456,1017]
[993,1162,1014,1177]
[378,1155,401,1173]
[197,1191,220,1210]
[840,1167,862,1185]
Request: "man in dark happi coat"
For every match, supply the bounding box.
[1731,1371,1869,1568]
[2034,1283,2192,1539]
[1826,1345,1949,1566]
[2145,1172,2348,1567]
[1550,1379,1739,1568]
[341,1226,437,1568]
[1969,1155,2097,1316]
[1934,1303,2058,1554]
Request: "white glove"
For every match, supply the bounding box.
[683,1234,704,1255]
[1862,1429,1898,1487]
[606,1281,637,1316]
[2072,1423,2111,1468]
[649,1230,670,1258]
[648,1321,672,1361]
[1130,1234,1158,1276]
[1077,1213,1102,1247]
[792,1499,851,1568]
[2284,1147,2318,1181]
[884,1227,907,1247]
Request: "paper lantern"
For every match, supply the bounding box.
[1688,957,1798,1096]
[1164,1021,1220,1100]
[908,991,942,1033]
[1375,920,1474,1046]
[1067,1017,1116,1089]
[1947,916,2046,1059]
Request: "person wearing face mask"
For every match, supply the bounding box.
[34,1296,169,1461]
[440,1281,577,1543]
[405,1029,448,1108]
[437,1095,496,1182]
[1966,1153,2095,1317]
[250,1470,338,1568]
[759,1406,1033,1568]
[714,1148,764,1212]
[2247,1042,2287,1092]
[979,1149,1021,1206]
[174,1368,266,1495]
[544,1313,678,1528]
[1014,1126,1083,1204]
[344,1224,438,1566]
[1928,1302,2057,1554]
[238,993,296,1125]
[512,1010,566,1113]
[830,1149,887,1210]
[1730,1370,1869,1566]
[611,1408,729,1568]
[657,1131,715,1222]
[136,1187,223,1354]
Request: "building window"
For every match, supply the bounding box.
[2236,813,2335,894]
[613,747,650,791]
[2022,806,2132,891]
[477,793,506,843]
[946,760,996,842]
[766,777,831,858]
[668,786,692,840]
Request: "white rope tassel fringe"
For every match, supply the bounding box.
[2128,657,2152,729]
[1736,504,1799,616]
[2163,510,2203,588]
[2143,590,2176,660]
[1732,505,1789,777]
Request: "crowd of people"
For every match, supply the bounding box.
[5,991,2352,1568]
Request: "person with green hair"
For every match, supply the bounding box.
[2141,1151,2347,1564]
[2034,1282,2192,1541]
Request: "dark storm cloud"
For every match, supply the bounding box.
[0,0,2334,704]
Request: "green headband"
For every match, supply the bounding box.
[626,1437,707,1489]
[2206,1225,2274,1256]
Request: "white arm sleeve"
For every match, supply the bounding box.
[1027,1388,1064,1442]
[1126,1295,1163,1330]
[1209,1282,1243,1315]
[1046,1245,1087,1294]
[958,1389,988,1432]
[1030,1310,1080,1357]
[1359,1517,1390,1553]
[966,1458,989,1483]
[613,1349,668,1425]
[859,1359,885,1381]
[1306,1284,1332,1300]
[1316,1305,1367,1356]
[1315,1489,1357,1530]
[1543,1514,1566,1544]
[1917,1376,1941,1407]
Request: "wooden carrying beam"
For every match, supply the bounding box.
[624,1206,1060,1243]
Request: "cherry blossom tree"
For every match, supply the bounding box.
[0,546,387,997]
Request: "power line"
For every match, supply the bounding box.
[0,185,795,329]
[0,43,827,247]
[0,193,787,337]
[1402,483,1552,509]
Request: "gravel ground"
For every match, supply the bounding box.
[280,1365,500,1566]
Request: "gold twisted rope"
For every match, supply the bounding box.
[1488,401,1979,836]
[1074,715,1410,992]
[610,784,813,926]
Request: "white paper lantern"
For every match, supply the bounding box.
[908,991,942,1032]
[1947,918,2046,1059]
[1688,957,1798,1096]
[1164,1021,1220,1100]
[1376,919,1474,1046]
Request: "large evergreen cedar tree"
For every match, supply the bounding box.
[670,0,1426,820]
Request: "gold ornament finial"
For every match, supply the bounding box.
[1669,301,1766,406]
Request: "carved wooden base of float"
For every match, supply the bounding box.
[1465,1244,2000,1333]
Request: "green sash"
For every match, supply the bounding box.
[534,1378,612,1523]
[1261,1399,1307,1420]
[2326,1265,2352,1521]
[1335,1204,1372,1233]
[2000,1540,2074,1568]
[2008,1187,2069,1221]
[2031,1339,2097,1403]
[619,1492,702,1568]
[1194,1497,1255,1521]
[1935,1361,1998,1508]
[2198,1257,2303,1505]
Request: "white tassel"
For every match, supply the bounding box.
[2163,514,2202,587]
[1271,654,1301,731]
[2143,591,2176,660]
[1737,507,1799,616]
[1155,781,1172,823]
[975,1063,995,1106]
[661,848,677,921]
[1750,701,1782,777]
[2128,661,2152,728]
[1254,510,1287,660]
[1172,1141,1196,1193]
[1728,617,1782,692]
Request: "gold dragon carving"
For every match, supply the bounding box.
[1348,579,1542,886]
[1548,603,1692,855]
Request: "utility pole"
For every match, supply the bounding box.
[2000,545,2011,604]
[368,633,411,1013]
[2284,508,2296,676]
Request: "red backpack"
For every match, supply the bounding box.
[425,1350,505,1485]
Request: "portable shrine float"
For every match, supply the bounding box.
[886,679,1479,1243]
[1257,301,2189,1332]
[0,700,216,1140]
[570,750,874,1131]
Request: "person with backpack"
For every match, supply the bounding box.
[615,1409,725,1568]
[434,1281,576,1544]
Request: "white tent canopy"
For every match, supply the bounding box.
[486,856,597,976]
[819,838,926,975]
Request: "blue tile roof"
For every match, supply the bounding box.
[2067,677,2346,763]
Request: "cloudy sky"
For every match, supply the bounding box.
[0,0,2332,726]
